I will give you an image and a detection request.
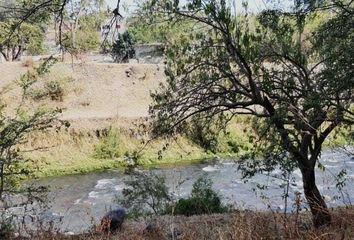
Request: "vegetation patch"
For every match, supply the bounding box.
[93,128,125,159]
[173,176,228,216]
[118,172,228,218]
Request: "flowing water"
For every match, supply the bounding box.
[32,149,354,233]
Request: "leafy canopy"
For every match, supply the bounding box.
[149,0,353,227]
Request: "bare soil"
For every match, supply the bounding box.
[0,61,164,129]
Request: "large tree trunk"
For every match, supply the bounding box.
[301,167,331,228]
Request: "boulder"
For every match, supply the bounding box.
[99,208,126,233]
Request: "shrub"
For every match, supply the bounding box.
[30,80,64,101]
[0,214,14,239]
[111,31,136,63]
[118,171,171,218]
[173,176,228,216]
[118,174,227,218]
[45,80,64,101]
[185,118,220,153]
[93,129,123,159]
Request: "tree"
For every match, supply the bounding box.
[149,0,353,228]
[118,171,171,217]
[0,0,61,61]
[127,14,197,44]
[61,0,106,53]
[0,21,44,61]
[0,57,61,201]
[111,31,136,63]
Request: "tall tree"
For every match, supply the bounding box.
[62,0,105,52]
[150,0,353,227]
[0,0,63,60]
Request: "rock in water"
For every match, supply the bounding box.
[99,208,126,233]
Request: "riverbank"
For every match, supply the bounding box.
[1,62,352,179]
[24,151,354,236]
[23,118,351,178]
[12,206,354,240]
[0,62,249,178]
[23,119,250,178]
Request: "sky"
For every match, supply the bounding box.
[105,0,294,17]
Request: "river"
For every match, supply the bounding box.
[34,149,354,234]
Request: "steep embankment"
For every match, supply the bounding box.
[0,62,236,177]
[0,61,350,177]
[1,62,163,123]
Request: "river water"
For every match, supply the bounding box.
[35,149,354,233]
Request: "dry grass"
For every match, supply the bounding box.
[21,57,35,68]
[14,207,354,240]
[0,62,163,120]
[21,125,212,177]
[1,61,350,177]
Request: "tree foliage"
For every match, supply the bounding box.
[118,171,171,217]
[62,0,107,53]
[111,31,136,63]
[0,0,66,60]
[127,15,197,44]
[149,0,353,228]
[0,57,61,201]
[0,21,44,61]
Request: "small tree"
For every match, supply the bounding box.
[111,31,136,63]
[149,0,353,228]
[118,171,171,217]
[0,21,44,61]
[0,0,60,61]
[0,57,60,201]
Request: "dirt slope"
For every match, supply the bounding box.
[0,62,165,128]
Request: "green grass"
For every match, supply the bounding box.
[23,118,353,179]
[24,120,250,178]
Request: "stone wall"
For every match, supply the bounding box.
[134,44,164,64]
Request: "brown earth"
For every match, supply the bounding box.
[0,61,164,129]
[12,207,354,240]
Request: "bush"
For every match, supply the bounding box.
[45,80,64,101]
[0,214,14,239]
[173,176,228,216]
[30,80,64,101]
[118,171,171,218]
[118,174,227,218]
[111,31,136,63]
[93,129,123,159]
[185,118,220,153]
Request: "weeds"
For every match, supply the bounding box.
[93,128,124,159]
[6,206,354,239]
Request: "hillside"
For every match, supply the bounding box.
[1,62,164,128]
[0,61,221,177]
